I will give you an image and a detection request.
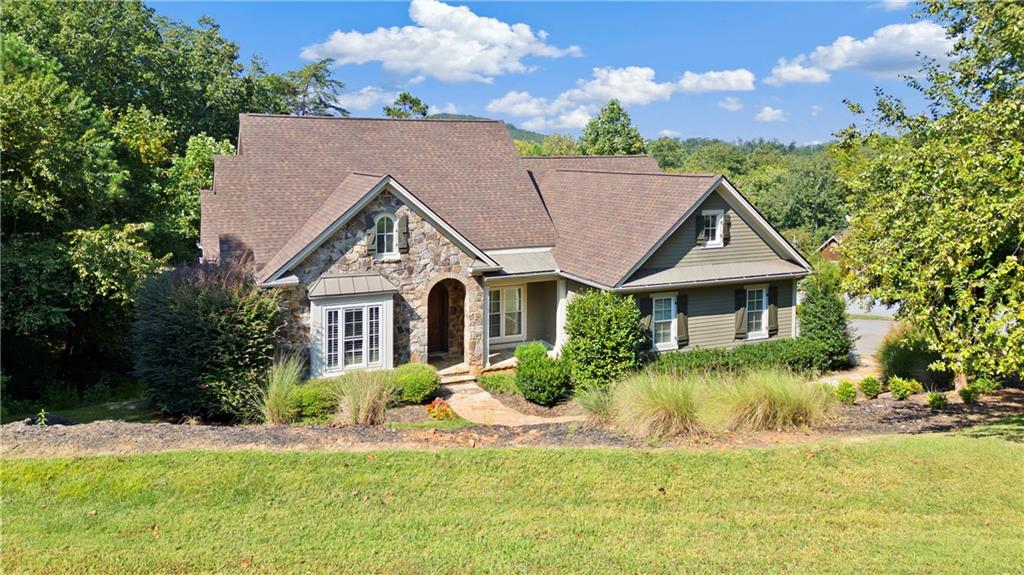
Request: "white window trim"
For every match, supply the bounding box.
[744,283,769,341]
[310,292,393,377]
[701,209,725,249]
[651,292,678,352]
[373,213,398,260]
[487,285,527,344]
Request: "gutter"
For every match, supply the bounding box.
[613,270,810,293]
[257,274,300,288]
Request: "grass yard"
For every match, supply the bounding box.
[3,428,1023,574]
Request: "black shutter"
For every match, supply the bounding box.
[768,285,779,336]
[365,214,377,255]
[397,215,409,253]
[734,289,747,339]
[723,213,732,245]
[676,292,688,347]
[638,296,653,346]
[695,216,706,246]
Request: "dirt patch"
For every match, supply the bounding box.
[384,404,433,424]
[3,388,1020,458]
[489,393,584,418]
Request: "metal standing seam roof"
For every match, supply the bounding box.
[486,250,558,275]
[306,272,398,298]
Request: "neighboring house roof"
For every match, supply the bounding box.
[486,249,558,276]
[815,229,849,253]
[539,169,721,288]
[623,260,809,289]
[307,272,398,298]
[206,114,556,271]
[521,155,661,185]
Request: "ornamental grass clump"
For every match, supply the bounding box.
[257,353,304,425]
[335,370,395,426]
[718,369,832,431]
[611,372,704,438]
[575,386,614,424]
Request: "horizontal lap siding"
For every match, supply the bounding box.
[683,279,795,349]
[642,191,786,271]
[526,281,557,344]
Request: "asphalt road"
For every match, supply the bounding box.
[850,318,894,362]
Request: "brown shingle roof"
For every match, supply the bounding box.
[541,169,720,287]
[522,155,661,185]
[202,115,556,272]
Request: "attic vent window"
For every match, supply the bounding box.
[375,214,397,256]
[700,209,725,248]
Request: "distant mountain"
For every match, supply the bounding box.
[429,113,547,143]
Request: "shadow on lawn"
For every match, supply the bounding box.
[958,416,1024,443]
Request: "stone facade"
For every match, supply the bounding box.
[283,189,485,371]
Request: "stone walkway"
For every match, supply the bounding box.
[443,383,586,427]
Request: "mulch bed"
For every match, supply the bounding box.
[488,393,584,418]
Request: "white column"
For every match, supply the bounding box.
[554,279,568,353]
[482,282,490,367]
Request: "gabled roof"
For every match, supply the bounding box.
[539,169,721,287]
[521,155,661,184]
[206,115,556,272]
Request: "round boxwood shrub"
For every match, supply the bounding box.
[132,257,282,421]
[835,380,857,404]
[393,363,440,404]
[887,376,924,400]
[288,379,340,421]
[858,376,882,399]
[561,291,644,390]
[515,342,571,407]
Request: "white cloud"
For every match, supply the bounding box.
[755,106,785,122]
[717,96,744,112]
[878,0,912,11]
[764,21,952,85]
[677,69,755,93]
[764,57,830,86]
[301,0,580,83]
[334,86,398,111]
[429,102,459,115]
[658,129,680,137]
[810,105,824,117]
[487,65,756,131]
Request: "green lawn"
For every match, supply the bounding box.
[3,428,1023,574]
[1,398,161,425]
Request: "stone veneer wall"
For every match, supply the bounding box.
[283,189,485,370]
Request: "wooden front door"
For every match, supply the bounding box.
[428,284,449,354]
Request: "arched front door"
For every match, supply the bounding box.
[427,283,449,355]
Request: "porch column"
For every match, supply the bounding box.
[554,278,568,353]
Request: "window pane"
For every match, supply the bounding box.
[654,320,672,344]
[747,289,764,334]
[503,288,520,314]
[704,215,717,242]
[489,290,501,314]
[344,308,364,367]
[326,309,339,369]
[489,313,502,336]
[505,311,522,336]
[653,298,673,322]
[367,306,381,365]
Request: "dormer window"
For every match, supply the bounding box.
[699,209,724,248]
[375,214,397,256]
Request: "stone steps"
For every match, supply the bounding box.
[440,374,476,385]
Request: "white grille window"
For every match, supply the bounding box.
[367,306,381,365]
[326,309,340,370]
[701,209,724,248]
[653,297,674,346]
[747,288,766,337]
[375,215,396,256]
[325,303,383,371]
[488,286,523,340]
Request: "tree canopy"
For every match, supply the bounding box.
[579,100,647,155]
[383,92,430,119]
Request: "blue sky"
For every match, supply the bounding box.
[149,1,950,144]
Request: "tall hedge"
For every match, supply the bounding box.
[132,257,282,421]
[561,290,644,390]
[798,266,853,371]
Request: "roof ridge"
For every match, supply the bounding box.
[523,154,652,159]
[552,168,721,177]
[240,113,504,124]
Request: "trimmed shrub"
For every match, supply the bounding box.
[132,257,282,421]
[575,386,613,424]
[477,372,518,395]
[515,342,571,407]
[958,386,981,405]
[971,377,1002,395]
[835,380,857,405]
[653,337,831,376]
[257,354,303,424]
[612,372,704,438]
[561,291,645,390]
[798,268,854,371]
[718,369,832,430]
[335,370,395,426]
[859,376,882,399]
[887,376,924,400]
[393,363,440,404]
[878,323,952,387]
[927,392,949,410]
[288,379,341,421]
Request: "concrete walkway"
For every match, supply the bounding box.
[443,383,585,427]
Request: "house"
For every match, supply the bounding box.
[815,231,847,262]
[200,115,813,376]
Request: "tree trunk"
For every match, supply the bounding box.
[954,372,969,391]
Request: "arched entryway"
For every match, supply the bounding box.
[427,279,466,363]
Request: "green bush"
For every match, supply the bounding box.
[393,363,440,404]
[927,392,949,410]
[336,370,395,426]
[887,376,924,400]
[878,324,952,387]
[288,378,340,422]
[958,386,981,405]
[835,380,857,404]
[515,342,572,407]
[561,291,644,390]
[717,369,833,430]
[612,372,704,438]
[477,372,518,395]
[132,257,282,421]
[798,269,854,371]
[257,354,303,424]
[858,376,882,399]
[971,377,1002,395]
[653,337,831,375]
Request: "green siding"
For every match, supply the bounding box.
[526,280,557,344]
[640,189,789,272]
